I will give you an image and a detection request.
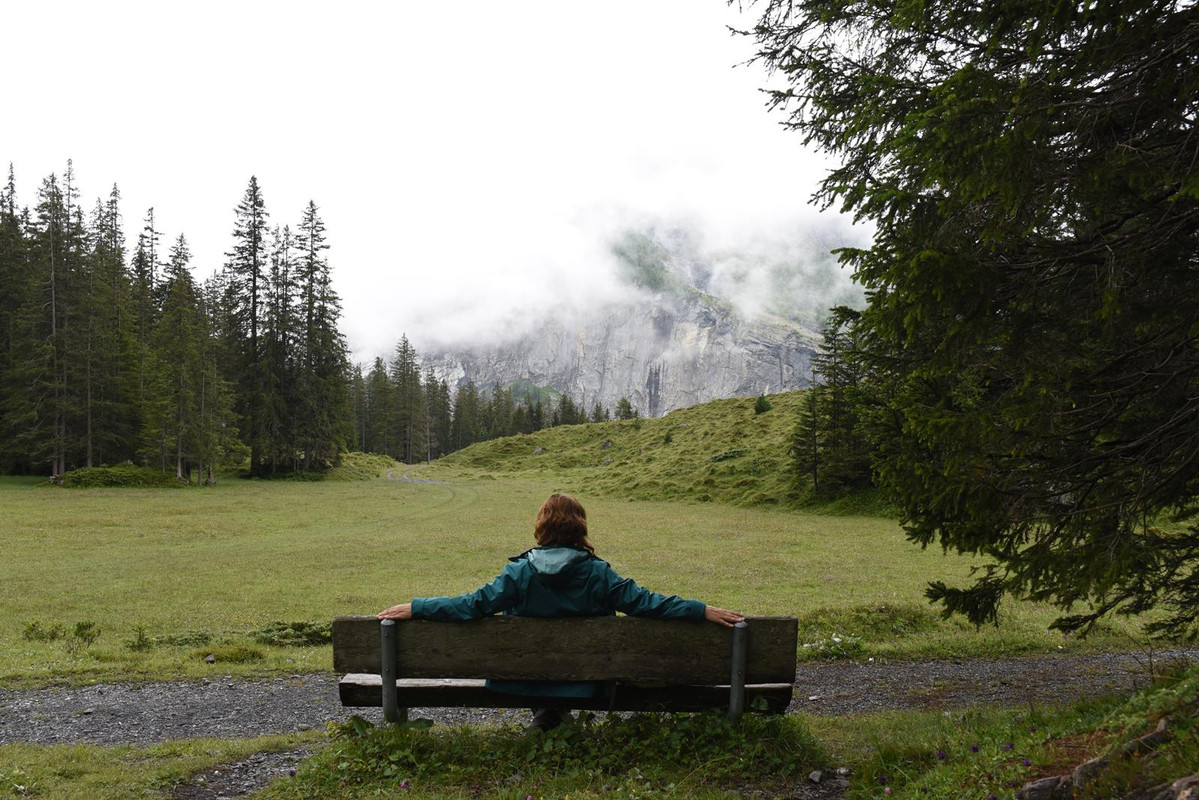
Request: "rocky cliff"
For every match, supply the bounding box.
[421,236,822,416]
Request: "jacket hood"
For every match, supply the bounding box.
[519,547,594,578]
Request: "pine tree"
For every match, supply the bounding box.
[223,177,271,474]
[790,387,822,495]
[0,164,28,471]
[8,173,72,477]
[422,368,452,460]
[390,335,424,463]
[748,0,1199,635]
[77,188,137,467]
[348,363,367,453]
[129,207,161,407]
[142,235,205,479]
[260,224,296,471]
[363,358,393,455]
[195,276,244,484]
[451,380,480,450]
[294,202,349,470]
[811,308,873,495]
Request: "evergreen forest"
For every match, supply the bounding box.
[0,162,632,481]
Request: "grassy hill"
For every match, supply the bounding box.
[439,391,806,507]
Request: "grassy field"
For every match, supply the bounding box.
[440,392,815,508]
[0,463,1149,686]
[0,397,1186,799]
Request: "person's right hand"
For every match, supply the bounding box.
[377,603,413,620]
[704,606,745,627]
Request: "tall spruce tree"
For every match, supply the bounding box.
[143,235,205,478]
[748,0,1199,636]
[451,380,480,451]
[223,177,271,474]
[260,224,296,471]
[363,357,393,456]
[390,335,424,463]
[10,173,72,477]
[0,165,28,471]
[77,189,136,466]
[196,275,243,484]
[294,201,349,470]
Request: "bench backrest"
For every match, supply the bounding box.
[332,615,797,685]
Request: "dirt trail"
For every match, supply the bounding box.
[4,649,1195,746]
[4,649,1195,798]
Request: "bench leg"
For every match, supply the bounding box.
[380,620,407,724]
[728,621,748,722]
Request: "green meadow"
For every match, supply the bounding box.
[0,395,1186,798]
[0,399,1151,686]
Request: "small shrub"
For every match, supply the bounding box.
[23,619,101,655]
[251,620,332,647]
[60,465,185,488]
[195,644,265,663]
[22,620,65,642]
[65,621,101,655]
[710,449,747,462]
[664,430,673,444]
[158,630,212,647]
[124,625,155,652]
[754,394,773,414]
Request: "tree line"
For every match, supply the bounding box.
[347,334,640,464]
[0,165,351,480]
[0,162,642,479]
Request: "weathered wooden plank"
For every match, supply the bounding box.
[338,674,794,714]
[333,615,797,684]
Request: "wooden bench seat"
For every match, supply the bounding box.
[333,615,797,722]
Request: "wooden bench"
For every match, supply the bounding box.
[333,615,797,723]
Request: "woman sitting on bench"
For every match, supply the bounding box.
[377,492,743,729]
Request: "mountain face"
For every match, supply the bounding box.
[422,229,832,417]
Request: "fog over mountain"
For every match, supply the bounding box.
[417,218,866,416]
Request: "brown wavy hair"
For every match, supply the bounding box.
[534,493,595,554]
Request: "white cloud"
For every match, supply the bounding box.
[4,0,850,365]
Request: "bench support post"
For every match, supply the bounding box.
[380,620,407,724]
[728,621,748,722]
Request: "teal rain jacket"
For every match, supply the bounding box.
[410,546,706,697]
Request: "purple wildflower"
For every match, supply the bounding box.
[936,749,947,760]
[1003,742,1014,751]
[288,769,296,777]
[400,779,410,789]
[971,744,980,753]
[878,775,889,785]
[1023,758,1032,767]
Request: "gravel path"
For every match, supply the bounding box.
[2,649,1195,797]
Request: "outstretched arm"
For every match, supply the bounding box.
[377,564,521,622]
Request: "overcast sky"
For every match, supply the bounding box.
[5,1,848,363]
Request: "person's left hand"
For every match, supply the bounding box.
[704,606,745,627]
[377,603,413,620]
